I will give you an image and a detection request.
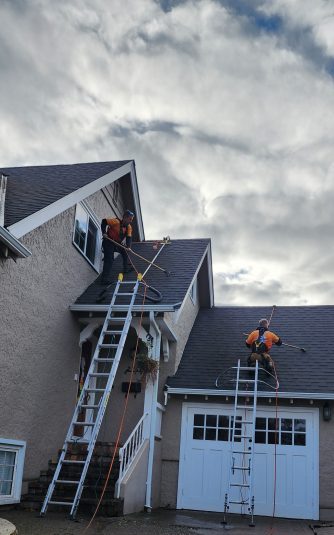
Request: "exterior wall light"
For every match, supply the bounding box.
[323,402,332,422]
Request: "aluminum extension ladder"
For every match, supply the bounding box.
[40,273,142,519]
[223,359,259,527]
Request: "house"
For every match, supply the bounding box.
[0,160,213,516]
[1,160,333,522]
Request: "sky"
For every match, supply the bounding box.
[1,0,334,306]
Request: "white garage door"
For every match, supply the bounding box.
[177,404,318,520]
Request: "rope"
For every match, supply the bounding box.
[83,252,150,531]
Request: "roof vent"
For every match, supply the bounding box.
[0,173,8,227]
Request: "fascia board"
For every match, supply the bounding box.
[130,162,145,241]
[8,161,140,239]
[166,386,334,400]
[0,226,31,258]
[69,303,177,313]
[206,240,214,307]
[175,244,212,322]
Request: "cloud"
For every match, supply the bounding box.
[0,0,334,305]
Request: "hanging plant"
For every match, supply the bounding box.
[130,339,159,383]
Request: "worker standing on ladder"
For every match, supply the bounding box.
[100,210,134,285]
[245,318,282,371]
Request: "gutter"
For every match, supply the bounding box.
[0,226,32,258]
[69,303,181,314]
[166,386,334,401]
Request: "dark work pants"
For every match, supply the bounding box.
[101,239,128,283]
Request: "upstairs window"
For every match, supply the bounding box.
[73,203,100,270]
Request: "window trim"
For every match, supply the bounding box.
[190,277,197,305]
[0,438,26,504]
[72,201,101,273]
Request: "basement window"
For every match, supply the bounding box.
[73,202,101,271]
[0,439,26,504]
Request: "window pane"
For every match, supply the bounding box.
[193,428,204,440]
[86,219,97,263]
[281,419,292,432]
[294,419,306,432]
[0,480,12,495]
[218,415,229,428]
[74,205,88,252]
[255,431,266,444]
[268,431,278,444]
[0,450,16,496]
[256,418,266,430]
[281,432,292,445]
[206,415,217,427]
[194,414,205,426]
[294,434,306,446]
[268,418,277,431]
[218,429,228,441]
[205,428,216,441]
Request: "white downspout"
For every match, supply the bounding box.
[144,311,161,511]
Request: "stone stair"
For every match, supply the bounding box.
[20,442,123,516]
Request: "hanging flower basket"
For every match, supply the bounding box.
[130,339,159,383]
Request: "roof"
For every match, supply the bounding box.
[2,161,131,228]
[167,305,334,398]
[71,238,212,312]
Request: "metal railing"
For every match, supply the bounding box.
[115,412,149,498]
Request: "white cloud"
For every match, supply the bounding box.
[1,0,334,305]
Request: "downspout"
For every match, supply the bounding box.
[145,311,161,511]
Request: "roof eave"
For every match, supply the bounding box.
[166,386,334,400]
[0,226,32,258]
[7,161,144,239]
[70,303,179,313]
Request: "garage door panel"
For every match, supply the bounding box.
[178,405,318,520]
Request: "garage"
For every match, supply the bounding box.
[177,403,319,520]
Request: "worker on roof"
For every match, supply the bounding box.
[100,210,134,285]
[245,318,282,371]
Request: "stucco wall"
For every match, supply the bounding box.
[120,440,149,515]
[0,185,125,485]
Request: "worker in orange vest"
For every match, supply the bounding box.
[100,210,134,284]
[245,318,282,371]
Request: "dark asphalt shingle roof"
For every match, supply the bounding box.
[167,306,334,395]
[74,239,210,308]
[2,161,131,227]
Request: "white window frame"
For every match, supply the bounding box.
[72,201,101,272]
[0,438,26,504]
[190,277,197,305]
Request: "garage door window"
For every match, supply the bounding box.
[255,417,306,446]
[193,413,242,442]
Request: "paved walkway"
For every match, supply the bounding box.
[0,508,325,535]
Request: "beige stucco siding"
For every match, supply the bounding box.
[0,186,124,484]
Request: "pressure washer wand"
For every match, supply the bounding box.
[103,236,171,276]
[242,333,306,353]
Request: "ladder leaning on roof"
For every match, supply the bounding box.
[40,273,142,520]
[223,359,259,527]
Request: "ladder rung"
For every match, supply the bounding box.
[116,292,135,296]
[104,330,122,335]
[234,379,256,383]
[73,422,95,426]
[230,483,250,487]
[80,404,100,409]
[55,480,79,485]
[99,344,118,348]
[229,500,249,505]
[62,460,86,464]
[236,406,253,410]
[89,373,110,377]
[95,358,114,362]
[232,366,257,371]
[85,388,105,392]
[49,501,73,506]
[233,466,249,470]
[108,317,126,321]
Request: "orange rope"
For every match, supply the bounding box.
[83,259,149,531]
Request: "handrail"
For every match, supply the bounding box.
[115,412,149,498]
